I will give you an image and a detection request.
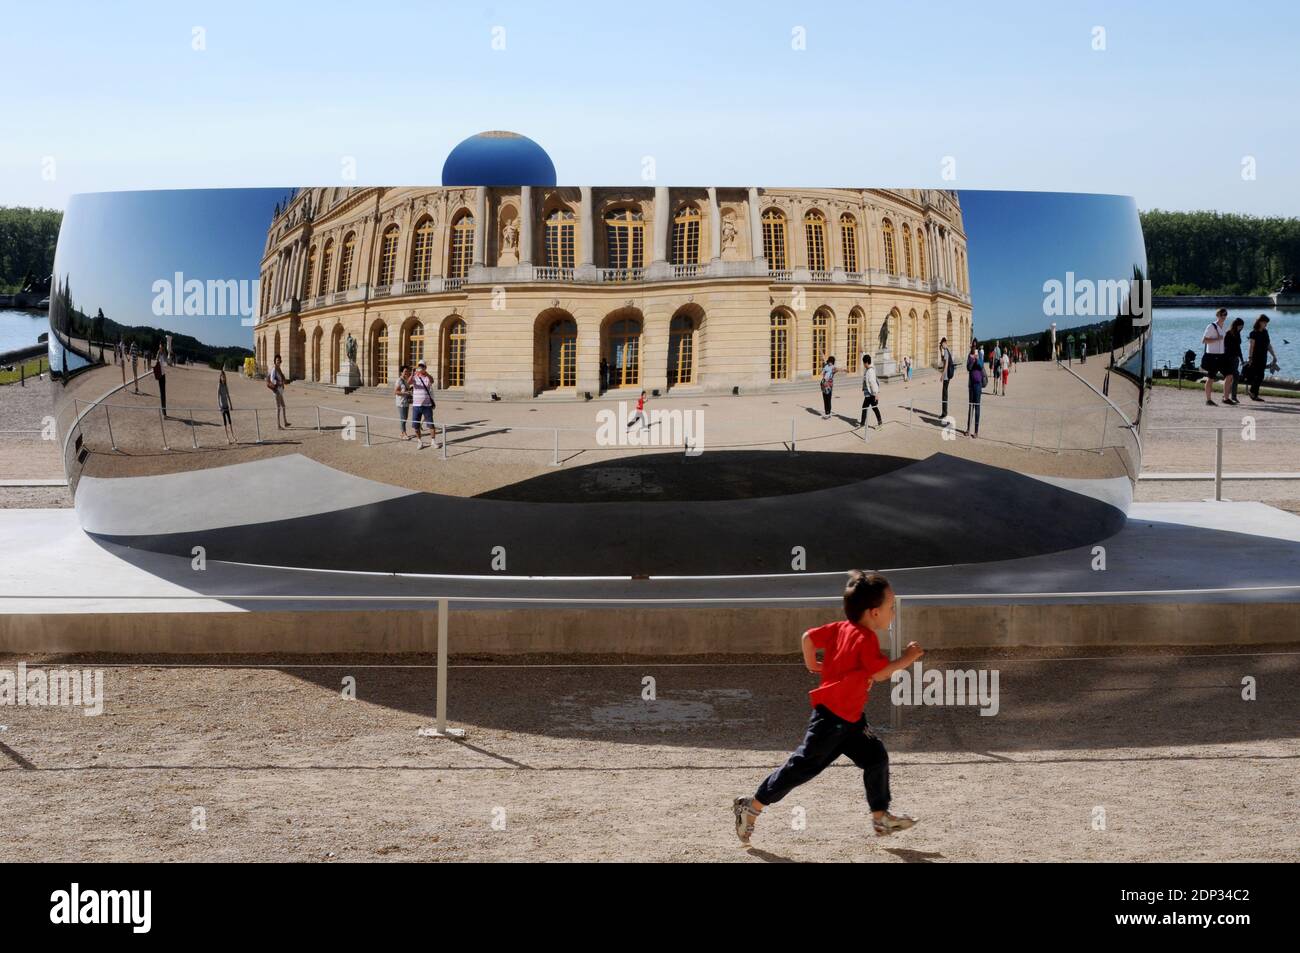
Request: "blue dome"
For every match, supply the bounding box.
[441,131,557,187]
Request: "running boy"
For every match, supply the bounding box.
[627,390,649,430]
[734,571,923,842]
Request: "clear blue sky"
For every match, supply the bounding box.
[3,0,1296,215]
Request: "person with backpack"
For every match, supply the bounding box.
[857,354,882,430]
[938,336,955,419]
[966,343,984,438]
[410,359,437,448]
[394,364,413,440]
[819,356,840,419]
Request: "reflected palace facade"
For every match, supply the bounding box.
[255,187,973,398]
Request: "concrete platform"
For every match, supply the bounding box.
[2,502,1299,654]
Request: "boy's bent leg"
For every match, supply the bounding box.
[754,707,850,806]
[842,721,891,813]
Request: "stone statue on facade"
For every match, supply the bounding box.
[345,333,357,364]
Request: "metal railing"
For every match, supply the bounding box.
[4,584,1296,735]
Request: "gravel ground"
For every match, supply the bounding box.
[0,645,1294,862]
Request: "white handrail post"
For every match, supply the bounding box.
[441,420,448,460]
[552,427,560,466]
[1029,407,1038,450]
[254,408,262,443]
[889,597,903,730]
[1100,408,1109,450]
[159,408,169,450]
[189,409,198,448]
[364,414,370,447]
[1215,427,1224,501]
[419,598,465,739]
[1056,410,1064,453]
[790,417,796,452]
[316,405,321,433]
[104,404,117,452]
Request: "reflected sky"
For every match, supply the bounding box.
[961,190,1147,339]
[53,188,286,349]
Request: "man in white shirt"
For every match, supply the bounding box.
[1201,308,1229,406]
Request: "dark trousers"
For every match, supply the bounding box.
[1247,362,1263,398]
[940,377,950,418]
[755,705,891,811]
[860,393,881,427]
[967,383,982,434]
[822,390,832,415]
[157,378,167,416]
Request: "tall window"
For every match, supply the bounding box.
[545,208,576,269]
[847,309,862,370]
[804,211,827,271]
[371,324,388,385]
[668,313,695,385]
[811,310,830,373]
[608,317,642,387]
[449,212,475,279]
[410,217,436,281]
[882,220,897,275]
[378,225,399,286]
[762,209,787,269]
[548,319,577,389]
[406,321,425,366]
[303,246,317,301]
[903,224,914,278]
[337,233,356,291]
[770,310,790,380]
[604,209,644,270]
[444,318,466,387]
[671,205,701,265]
[319,239,334,295]
[916,229,927,281]
[840,215,858,272]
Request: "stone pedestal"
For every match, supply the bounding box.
[874,348,900,379]
[1274,292,1300,310]
[335,360,362,390]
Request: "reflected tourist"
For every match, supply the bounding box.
[410,359,436,448]
[153,351,167,417]
[938,336,955,418]
[857,354,882,430]
[395,364,412,441]
[217,369,235,444]
[268,354,290,427]
[820,356,840,419]
[966,343,984,438]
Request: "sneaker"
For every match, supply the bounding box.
[873,812,917,836]
[733,797,758,844]
[1205,399,1216,406]
[1250,395,1265,402]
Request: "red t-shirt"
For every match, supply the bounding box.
[636,395,646,411]
[806,620,890,722]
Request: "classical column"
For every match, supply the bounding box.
[578,186,595,278]
[707,187,721,261]
[652,186,669,263]
[748,187,763,262]
[519,186,534,265]
[473,186,487,266]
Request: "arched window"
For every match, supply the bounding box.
[545,208,576,269]
[811,309,831,373]
[762,209,787,270]
[903,224,914,278]
[443,318,466,388]
[548,318,577,389]
[605,208,644,271]
[770,310,791,381]
[607,316,642,387]
[840,215,859,272]
[371,324,389,385]
[303,246,317,301]
[668,313,695,386]
[917,229,928,281]
[311,326,322,381]
[377,225,400,287]
[847,309,863,370]
[319,239,334,295]
[449,212,475,279]
[882,219,897,275]
[671,205,700,266]
[337,233,356,292]
[405,321,425,366]
[410,217,436,282]
[804,211,827,272]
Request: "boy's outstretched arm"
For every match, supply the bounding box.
[801,630,822,674]
[870,641,924,682]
